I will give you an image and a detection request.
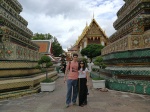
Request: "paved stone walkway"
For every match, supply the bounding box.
[0,75,150,112]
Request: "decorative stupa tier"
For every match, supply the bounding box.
[0,0,41,60]
[103,0,150,53]
[100,0,150,95]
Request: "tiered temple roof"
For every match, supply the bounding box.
[75,18,108,46]
[68,18,108,58]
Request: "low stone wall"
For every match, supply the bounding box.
[0,60,59,100]
[93,48,150,95]
[0,68,54,78]
[91,69,150,95]
[0,71,58,99]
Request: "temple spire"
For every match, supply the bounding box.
[93,12,94,19]
[86,21,88,26]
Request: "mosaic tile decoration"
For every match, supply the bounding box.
[91,71,150,95]
[99,0,150,95]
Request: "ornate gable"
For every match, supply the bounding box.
[87,19,107,38]
[75,18,108,48]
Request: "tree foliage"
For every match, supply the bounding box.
[52,37,63,57]
[93,56,106,79]
[37,55,53,82]
[94,56,106,69]
[81,44,104,60]
[32,33,63,57]
[32,33,53,40]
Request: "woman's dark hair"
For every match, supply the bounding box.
[73,53,78,57]
[78,61,86,71]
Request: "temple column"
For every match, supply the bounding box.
[80,44,82,51]
[83,38,87,48]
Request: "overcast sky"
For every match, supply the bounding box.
[18,0,124,51]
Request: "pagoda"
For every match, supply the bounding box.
[101,0,150,94]
[0,0,57,99]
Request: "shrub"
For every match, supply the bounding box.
[37,55,53,82]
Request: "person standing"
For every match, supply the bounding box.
[87,59,94,73]
[78,61,89,107]
[86,59,94,95]
[64,53,79,108]
[60,61,66,74]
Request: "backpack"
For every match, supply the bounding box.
[68,61,71,71]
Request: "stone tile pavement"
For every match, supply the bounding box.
[0,75,150,112]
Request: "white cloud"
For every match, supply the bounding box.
[18,0,124,50]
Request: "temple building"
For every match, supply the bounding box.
[68,18,108,58]
[0,0,57,99]
[32,40,56,62]
[100,0,150,95]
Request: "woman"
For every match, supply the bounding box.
[78,61,89,107]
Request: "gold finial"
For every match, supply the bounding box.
[93,12,94,19]
[86,21,88,26]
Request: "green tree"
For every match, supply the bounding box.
[81,44,104,61]
[32,33,53,40]
[94,56,106,69]
[52,41,63,57]
[93,56,106,79]
[51,37,63,57]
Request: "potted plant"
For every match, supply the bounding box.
[37,55,55,92]
[92,56,106,89]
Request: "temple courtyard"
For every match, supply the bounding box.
[0,74,150,112]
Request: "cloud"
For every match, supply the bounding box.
[18,0,124,50]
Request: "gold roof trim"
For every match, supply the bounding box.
[75,25,89,45]
[88,18,108,39]
[75,18,108,45]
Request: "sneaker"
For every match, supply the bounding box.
[65,104,69,108]
[79,104,84,107]
[72,102,77,105]
[83,101,87,105]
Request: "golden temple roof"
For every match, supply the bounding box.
[75,24,89,45]
[75,18,108,45]
[89,18,108,38]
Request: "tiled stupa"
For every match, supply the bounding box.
[101,0,150,94]
[0,0,57,99]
